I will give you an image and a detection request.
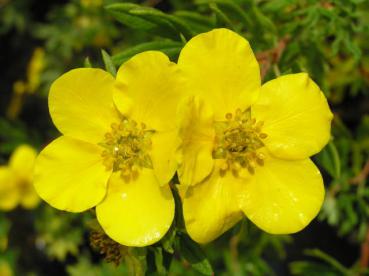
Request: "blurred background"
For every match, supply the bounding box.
[0,0,369,275]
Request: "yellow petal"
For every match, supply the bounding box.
[252,73,333,159]
[34,136,110,212]
[96,170,174,246]
[0,261,13,276]
[177,97,215,187]
[0,167,19,211]
[9,145,37,178]
[20,184,40,209]
[240,156,324,234]
[181,161,244,244]
[178,28,260,119]
[150,130,180,185]
[49,68,119,144]
[114,51,184,131]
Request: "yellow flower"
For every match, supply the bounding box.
[0,145,40,211]
[80,0,102,7]
[0,261,13,276]
[34,51,183,247]
[177,29,333,243]
[6,48,45,119]
[26,47,45,94]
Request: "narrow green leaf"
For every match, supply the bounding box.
[101,50,117,76]
[84,57,92,68]
[161,227,176,254]
[105,3,181,40]
[129,7,194,39]
[195,0,253,28]
[304,249,350,275]
[209,3,236,30]
[153,247,166,275]
[174,10,214,33]
[327,141,341,179]
[112,40,184,66]
[178,234,213,276]
[105,3,157,30]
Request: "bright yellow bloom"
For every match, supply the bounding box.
[27,47,45,94]
[177,29,333,243]
[0,261,13,276]
[0,145,40,211]
[34,51,183,247]
[6,48,45,119]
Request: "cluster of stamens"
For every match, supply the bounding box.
[100,117,154,182]
[90,230,124,265]
[213,109,268,176]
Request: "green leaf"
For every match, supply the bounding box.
[105,3,157,30]
[304,249,350,275]
[195,0,252,29]
[174,11,214,33]
[112,40,184,66]
[101,49,117,76]
[161,227,176,254]
[123,247,147,276]
[177,234,213,276]
[152,247,167,275]
[316,141,341,179]
[84,57,92,68]
[209,3,236,30]
[290,260,341,276]
[129,7,194,39]
[106,3,193,40]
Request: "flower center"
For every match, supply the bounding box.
[100,117,154,181]
[212,108,268,175]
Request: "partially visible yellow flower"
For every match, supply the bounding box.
[0,261,12,276]
[27,47,45,94]
[6,48,45,119]
[34,51,184,247]
[80,0,102,7]
[177,29,333,243]
[0,236,7,251]
[0,145,40,211]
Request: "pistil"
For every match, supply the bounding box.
[213,109,268,176]
[100,117,154,181]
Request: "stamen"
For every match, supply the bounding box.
[100,117,154,182]
[212,109,268,176]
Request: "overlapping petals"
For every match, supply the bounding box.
[177,28,332,243]
[177,97,215,187]
[0,145,39,210]
[34,51,183,246]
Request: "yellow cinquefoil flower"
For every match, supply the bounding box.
[34,51,183,246]
[177,29,333,243]
[0,261,13,276]
[0,145,40,210]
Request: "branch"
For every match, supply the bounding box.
[350,159,369,185]
[256,37,289,80]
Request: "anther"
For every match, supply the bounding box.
[213,109,268,176]
[100,117,154,181]
[259,133,268,139]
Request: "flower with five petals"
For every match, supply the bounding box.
[0,145,40,211]
[34,51,183,246]
[177,29,333,243]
